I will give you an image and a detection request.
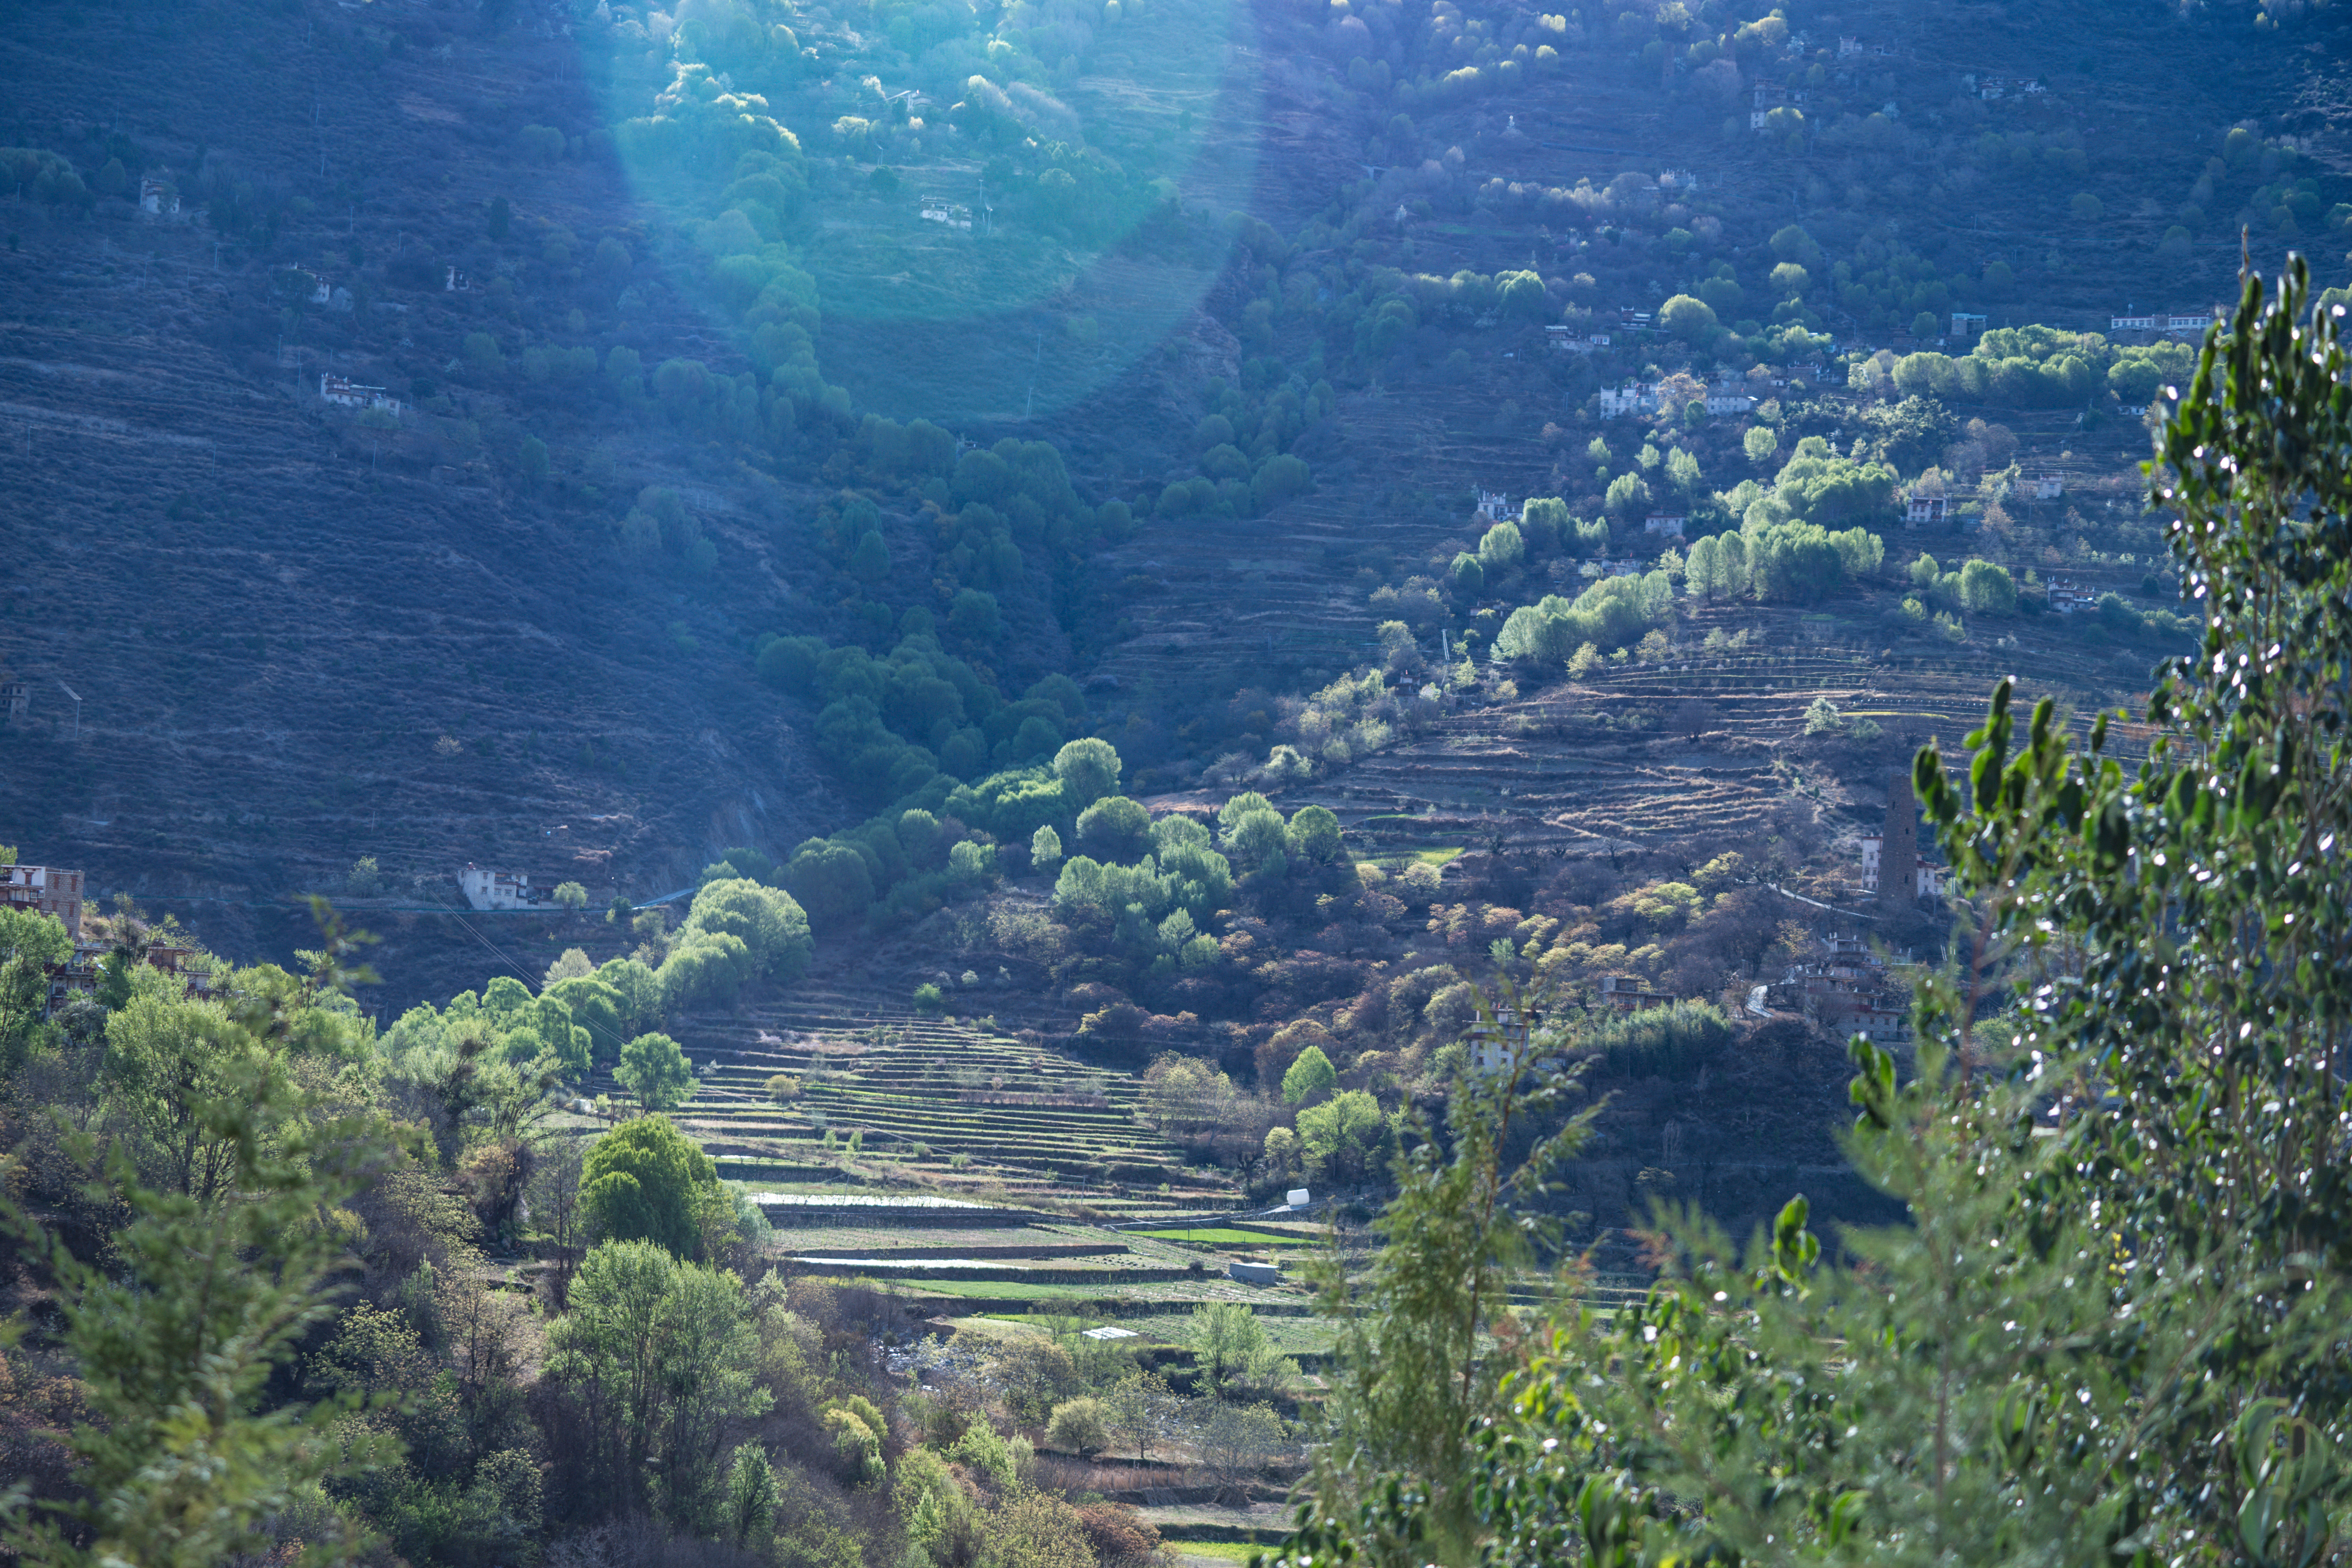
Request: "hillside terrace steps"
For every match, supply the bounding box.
[642,1002,1240,1200]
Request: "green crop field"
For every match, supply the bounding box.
[1131,1228,1318,1246]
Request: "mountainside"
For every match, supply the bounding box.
[2,0,2345,1022]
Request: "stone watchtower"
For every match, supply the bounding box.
[1882,768,1919,904]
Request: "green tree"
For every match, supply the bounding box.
[1103,1368,1174,1462]
[1449,552,1485,598]
[1189,1302,1293,1391]
[1076,795,1152,861]
[1281,985,1595,1563]
[3,913,393,1568]
[679,878,811,980]
[0,907,69,1069]
[1604,472,1652,517]
[1959,557,2018,613]
[615,1031,696,1111]
[783,841,874,935]
[1194,1401,1289,1490]
[1053,737,1122,807]
[1253,454,1313,511]
[1665,446,1702,494]
[1030,824,1063,871]
[1295,1089,1387,1185]
[849,529,892,583]
[1281,1044,1337,1105]
[720,1443,779,1548]
[580,1114,718,1256]
[543,1239,770,1520]
[978,1490,1093,1568]
[1045,1397,1110,1455]
[553,880,589,913]
[1477,520,1524,571]
[1220,797,1290,873]
[1286,805,1343,864]
[1656,294,1717,342]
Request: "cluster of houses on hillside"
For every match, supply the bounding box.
[3,860,214,1016]
[1597,372,1759,419]
[1897,473,2061,524]
[1466,973,1681,1074]
[2109,307,2222,339]
[1751,932,1915,1044]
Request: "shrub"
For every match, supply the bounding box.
[1046,1397,1111,1455]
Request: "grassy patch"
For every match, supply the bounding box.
[1169,1543,1278,1564]
[1130,1228,1316,1246]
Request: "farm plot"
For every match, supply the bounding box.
[642,997,1244,1211]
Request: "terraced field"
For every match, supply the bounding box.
[1236,603,2156,872]
[607,991,1243,1215]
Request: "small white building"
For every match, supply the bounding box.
[458,866,543,910]
[446,265,475,292]
[919,196,973,229]
[1469,1004,1549,1074]
[1902,491,1949,525]
[138,178,179,216]
[1597,381,1657,417]
[2048,577,2098,614]
[1705,389,1757,416]
[321,373,399,413]
[1837,34,1862,56]
[1642,513,1686,538]
[2111,311,2158,332]
[1475,489,1517,523]
[1950,311,1986,340]
[2030,474,2063,501]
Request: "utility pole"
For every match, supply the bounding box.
[57,681,80,740]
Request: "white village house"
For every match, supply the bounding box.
[1475,489,1518,523]
[458,866,549,910]
[1597,381,1659,417]
[321,373,400,414]
[1900,489,1949,524]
